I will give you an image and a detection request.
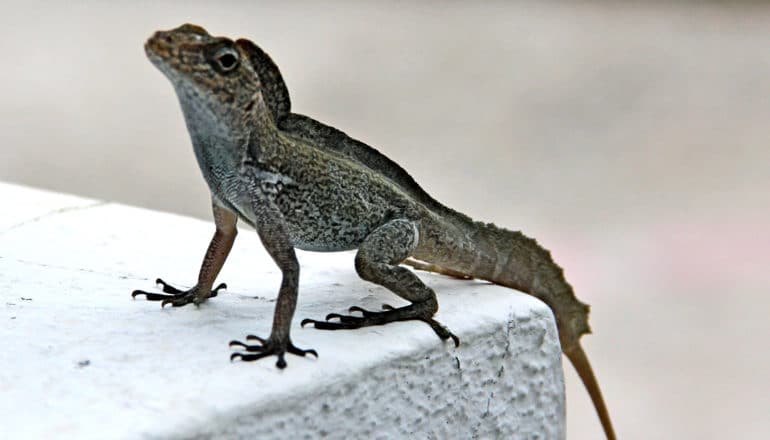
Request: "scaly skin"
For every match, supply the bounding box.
[134,24,616,440]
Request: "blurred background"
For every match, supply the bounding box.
[1,1,768,438]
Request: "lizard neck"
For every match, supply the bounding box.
[174,85,252,204]
[176,86,242,150]
[174,84,281,169]
[243,92,283,163]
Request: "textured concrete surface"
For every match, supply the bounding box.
[0,183,565,439]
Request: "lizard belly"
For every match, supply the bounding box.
[206,167,389,252]
[274,183,396,252]
[200,148,416,252]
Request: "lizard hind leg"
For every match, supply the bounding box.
[301,219,459,346]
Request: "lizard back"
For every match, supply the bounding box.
[238,39,476,228]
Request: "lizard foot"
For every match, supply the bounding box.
[131,278,227,307]
[229,335,318,369]
[301,304,460,347]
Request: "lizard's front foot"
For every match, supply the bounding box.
[229,335,318,369]
[131,278,227,307]
[301,304,460,347]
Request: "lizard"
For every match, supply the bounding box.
[133,24,616,440]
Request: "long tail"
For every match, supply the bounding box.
[413,219,616,439]
[564,344,616,440]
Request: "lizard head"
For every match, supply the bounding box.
[145,24,264,126]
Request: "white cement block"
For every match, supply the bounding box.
[0,182,565,439]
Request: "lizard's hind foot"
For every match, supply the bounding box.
[131,278,227,307]
[301,304,460,347]
[229,335,318,369]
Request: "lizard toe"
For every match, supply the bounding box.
[131,279,226,308]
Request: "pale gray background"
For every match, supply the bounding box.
[1,1,769,439]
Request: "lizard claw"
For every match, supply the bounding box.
[303,303,460,347]
[131,278,227,307]
[325,313,366,324]
[132,290,172,301]
[230,351,278,364]
[228,340,264,352]
[230,335,318,368]
[246,334,266,344]
[419,318,460,347]
[156,278,183,294]
[212,282,228,295]
[287,345,318,358]
[348,305,385,318]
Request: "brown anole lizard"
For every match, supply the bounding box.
[133,24,616,439]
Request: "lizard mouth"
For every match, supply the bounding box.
[145,30,178,61]
[144,32,171,70]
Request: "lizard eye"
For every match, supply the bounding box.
[213,47,239,73]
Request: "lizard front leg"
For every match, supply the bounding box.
[131,199,237,307]
[229,192,317,368]
[301,218,459,346]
